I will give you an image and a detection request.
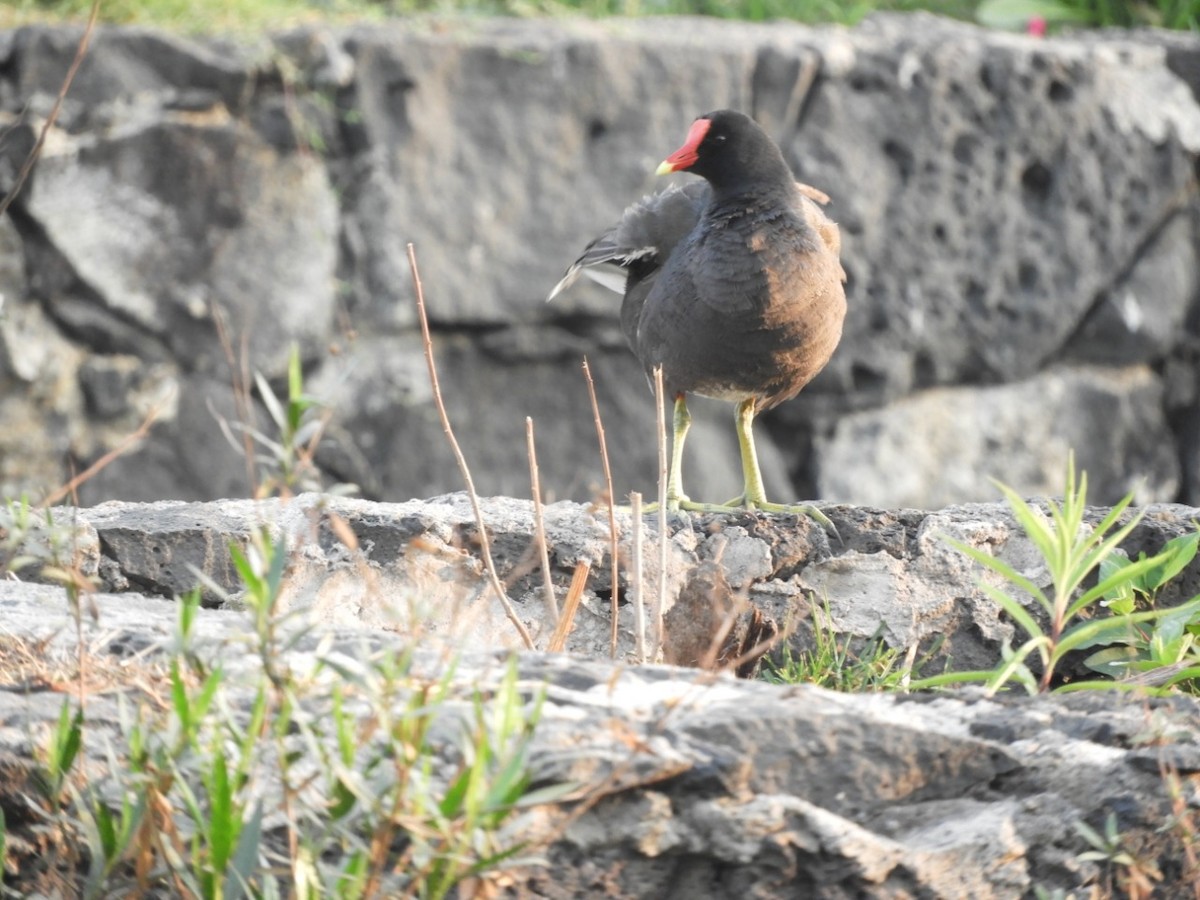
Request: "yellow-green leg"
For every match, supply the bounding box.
[666,393,692,510]
[645,395,838,538]
[727,398,838,536]
[736,398,768,508]
[642,393,694,513]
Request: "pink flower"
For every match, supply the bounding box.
[1027,15,1048,36]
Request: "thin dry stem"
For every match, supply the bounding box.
[0,1,98,220]
[716,612,796,677]
[900,642,919,689]
[0,1,113,513]
[630,492,646,663]
[582,357,621,658]
[526,416,559,632]
[699,594,745,671]
[547,560,590,653]
[40,399,166,508]
[653,366,668,664]
[407,243,534,651]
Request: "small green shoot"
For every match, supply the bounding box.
[8,526,564,896]
[215,343,356,500]
[1075,812,1162,898]
[761,600,928,692]
[35,699,84,808]
[0,497,35,574]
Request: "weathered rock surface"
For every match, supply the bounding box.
[817,364,1181,507]
[1,16,1198,510]
[2,574,1198,897]
[18,492,1200,678]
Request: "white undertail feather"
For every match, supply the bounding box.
[548,247,654,301]
[547,267,581,302]
[580,266,628,294]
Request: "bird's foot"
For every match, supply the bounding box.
[636,496,838,541]
[683,495,841,541]
[753,501,840,541]
[640,492,690,515]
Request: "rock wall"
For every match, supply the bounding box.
[0,16,1198,509]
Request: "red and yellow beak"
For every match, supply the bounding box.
[655,118,711,175]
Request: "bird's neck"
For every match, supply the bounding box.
[706,174,797,213]
[706,155,796,205]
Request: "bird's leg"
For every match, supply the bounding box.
[641,393,692,514]
[733,398,839,538]
[666,393,692,510]
[735,398,768,509]
[643,396,837,539]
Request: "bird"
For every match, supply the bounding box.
[549,109,846,524]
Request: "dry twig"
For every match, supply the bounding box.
[40,399,167,508]
[211,299,260,492]
[526,416,559,632]
[582,357,621,658]
[630,492,646,663]
[547,560,590,653]
[407,243,533,650]
[653,366,668,663]
[0,0,99,220]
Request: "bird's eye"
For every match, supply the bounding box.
[714,134,727,142]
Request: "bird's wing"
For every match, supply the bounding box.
[686,181,845,321]
[795,189,846,282]
[795,182,831,205]
[547,181,709,301]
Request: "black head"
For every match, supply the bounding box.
[656,110,792,195]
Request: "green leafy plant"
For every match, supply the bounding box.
[913,454,1200,695]
[0,497,35,575]
[1078,531,1200,692]
[216,344,355,500]
[257,347,331,498]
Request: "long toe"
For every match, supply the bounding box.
[641,492,691,515]
[757,501,840,541]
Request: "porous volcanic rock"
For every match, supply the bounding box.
[0,17,1197,510]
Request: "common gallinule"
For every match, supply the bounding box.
[550,110,846,520]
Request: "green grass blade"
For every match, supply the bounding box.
[1159,665,1200,689]
[1054,678,1170,694]
[986,636,1046,694]
[207,751,236,873]
[996,485,1058,568]
[1073,512,1147,593]
[227,801,264,900]
[978,582,1046,641]
[943,536,1051,614]
[255,370,287,432]
[906,669,996,690]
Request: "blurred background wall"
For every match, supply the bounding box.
[1,14,1197,509]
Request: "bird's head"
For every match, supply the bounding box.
[655,110,791,194]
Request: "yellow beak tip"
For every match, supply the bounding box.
[654,160,676,176]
